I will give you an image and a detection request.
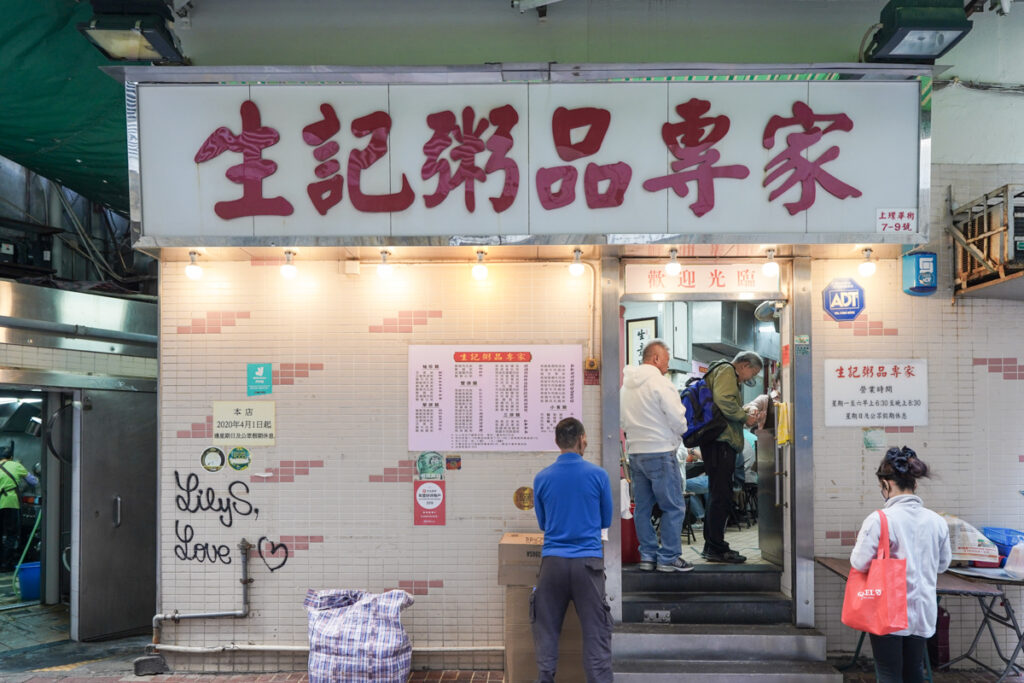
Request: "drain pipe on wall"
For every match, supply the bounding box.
[135,538,254,675]
[150,538,253,646]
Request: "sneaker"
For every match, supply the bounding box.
[701,549,747,564]
[691,521,704,531]
[656,558,695,573]
[636,560,656,571]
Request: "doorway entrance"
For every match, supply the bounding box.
[621,298,783,571]
[0,389,49,610]
[0,385,157,651]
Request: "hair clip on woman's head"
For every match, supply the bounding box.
[885,446,910,474]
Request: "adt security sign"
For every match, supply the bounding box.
[822,278,865,321]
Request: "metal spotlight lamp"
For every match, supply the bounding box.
[665,249,682,277]
[78,14,187,64]
[864,0,972,64]
[569,249,585,277]
[472,251,488,281]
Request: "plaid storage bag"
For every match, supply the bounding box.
[305,589,414,683]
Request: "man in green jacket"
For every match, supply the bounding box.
[700,351,762,564]
[1,441,37,571]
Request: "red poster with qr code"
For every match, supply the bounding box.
[414,480,446,526]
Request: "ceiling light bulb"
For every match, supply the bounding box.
[377,250,393,278]
[280,250,297,279]
[762,249,779,278]
[665,248,682,276]
[472,251,488,281]
[185,250,202,280]
[569,249,585,277]
[858,248,876,277]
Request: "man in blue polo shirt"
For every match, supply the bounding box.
[531,417,613,683]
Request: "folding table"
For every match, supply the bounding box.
[816,556,1021,682]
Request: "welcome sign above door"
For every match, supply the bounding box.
[131,71,925,245]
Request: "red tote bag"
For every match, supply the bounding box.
[841,510,908,635]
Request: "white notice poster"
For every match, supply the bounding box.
[409,345,583,452]
[824,359,927,427]
[212,401,276,445]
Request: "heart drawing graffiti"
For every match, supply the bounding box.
[257,536,289,572]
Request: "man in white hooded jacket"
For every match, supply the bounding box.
[620,340,693,572]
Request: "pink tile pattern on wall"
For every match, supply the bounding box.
[251,460,325,484]
[248,535,324,560]
[824,313,898,337]
[176,311,251,335]
[272,362,325,386]
[974,357,1024,380]
[175,363,324,438]
[177,415,213,439]
[368,459,417,483]
[884,427,915,434]
[395,579,445,596]
[826,529,860,547]
[370,310,442,333]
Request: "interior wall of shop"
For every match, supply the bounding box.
[157,259,600,671]
[813,163,1024,662]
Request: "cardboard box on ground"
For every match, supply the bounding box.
[499,533,585,683]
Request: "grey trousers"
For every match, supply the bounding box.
[530,555,613,683]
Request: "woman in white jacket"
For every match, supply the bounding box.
[850,446,951,683]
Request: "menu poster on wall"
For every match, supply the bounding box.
[824,359,927,427]
[408,345,583,452]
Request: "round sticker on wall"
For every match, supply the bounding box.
[513,486,534,511]
[416,451,444,480]
[228,446,251,471]
[200,447,225,473]
[415,481,444,510]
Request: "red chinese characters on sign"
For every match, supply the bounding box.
[536,107,632,210]
[762,102,862,215]
[834,364,917,379]
[453,351,532,362]
[302,104,344,216]
[735,268,756,289]
[422,106,520,213]
[642,99,750,217]
[708,268,726,288]
[191,96,887,223]
[194,100,294,220]
[349,111,414,213]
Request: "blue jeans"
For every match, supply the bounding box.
[685,474,708,519]
[629,451,685,565]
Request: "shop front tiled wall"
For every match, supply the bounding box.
[814,164,1024,666]
[158,259,601,672]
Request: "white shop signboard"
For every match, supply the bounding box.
[135,79,921,242]
[408,345,582,452]
[824,359,927,427]
[624,262,780,295]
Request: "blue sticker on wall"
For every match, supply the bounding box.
[822,278,865,322]
[247,363,273,396]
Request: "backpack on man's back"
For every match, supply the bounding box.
[680,375,727,448]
